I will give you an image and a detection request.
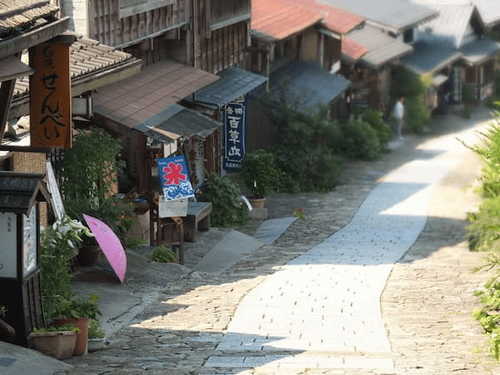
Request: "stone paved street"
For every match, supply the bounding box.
[67,109,500,374]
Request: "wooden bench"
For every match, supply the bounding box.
[184,201,212,242]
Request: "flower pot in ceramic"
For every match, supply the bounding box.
[54,317,89,356]
[29,330,77,360]
[249,197,266,209]
[88,337,107,352]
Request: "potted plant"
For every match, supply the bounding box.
[61,128,134,267]
[40,216,92,321]
[53,295,101,356]
[240,149,280,208]
[29,324,79,360]
[88,319,107,352]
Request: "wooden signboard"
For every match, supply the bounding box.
[159,197,188,218]
[119,0,174,18]
[30,42,72,149]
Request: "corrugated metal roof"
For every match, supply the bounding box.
[414,1,475,48]
[13,36,140,99]
[145,104,221,142]
[252,0,322,41]
[194,67,267,107]
[401,41,463,74]
[318,0,438,32]
[418,0,500,28]
[0,0,58,38]
[94,60,219,130]
[347,24,413,67]
[286,0,364,34]
[461,38,500,65]
[269,61,351,115]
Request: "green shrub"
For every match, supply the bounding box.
[198,174,248,226]
[262,104,343,192]
[240,150,281,198]
[467,114,500,360]
[150,245,177,263]
[88,319,105,339]
[361,109,392,149]
[468,123,500,198]
[62,128,133,238]
[405,95,431,134]
[467,196,500,252]
[40,217,92,320]
[275,146,342,192]
[391,66,431,134]
[340,119,382,160]
[473,253,500,360]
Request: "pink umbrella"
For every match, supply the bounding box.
[83,214,127,283]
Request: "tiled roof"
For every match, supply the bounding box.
[268,61,351,115]
[252,0,322,41]
[401,41,463,74]
[414,1,475,49]
[0,0,58,39]
[319,0,438,32]
[346,24,413,68]
[94,60,219,129]
[418,0,500,29]
[13,36,140,99]
[475,0,500,27]
[286,0,364,34]
[0,171,45,214]
[461,38,500,65]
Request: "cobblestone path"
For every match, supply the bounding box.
[68,111,499,375]
[205,127,463,372]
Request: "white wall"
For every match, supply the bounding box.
[61,0,90,37]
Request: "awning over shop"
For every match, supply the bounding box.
[193,67,267,107]
[268,61,351,115]
[431,74,449,87]
[10,36,142,119]
[347,24,413,68]
[401,41,462,75]
[144,104,221,144]
[0,56,33,82]
[94,60,219,130]
[460,38,500,66]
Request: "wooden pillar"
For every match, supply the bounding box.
[318,33,325,69]
[0,79,16,142]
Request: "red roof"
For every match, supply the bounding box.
[342,37,368,61]
[286,0,364,34]
[252,0,322,41]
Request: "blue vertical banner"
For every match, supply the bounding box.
[157,155,195,201]
[223,96,246,170]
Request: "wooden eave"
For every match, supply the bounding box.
[7,57,143,120]
[0,17,70,59]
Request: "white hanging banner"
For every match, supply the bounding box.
[46,161,65,221]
